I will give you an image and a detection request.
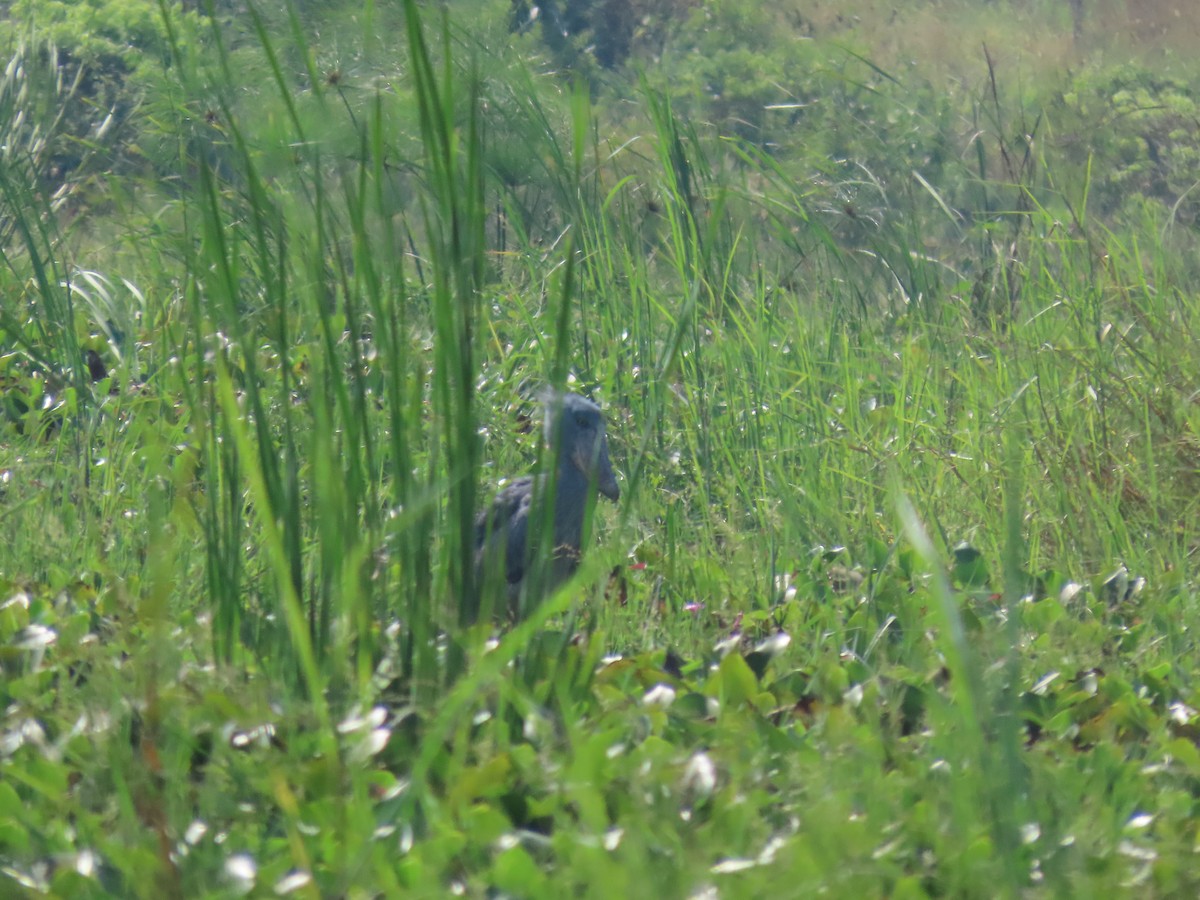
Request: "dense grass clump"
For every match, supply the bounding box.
[2,0,1200,895]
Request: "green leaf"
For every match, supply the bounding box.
[1165,739,1200,776]
[951,543,989,588]
[714,653,760,709]
[448,755,513,808]
[492,845,547,896]
[464,803,510,845]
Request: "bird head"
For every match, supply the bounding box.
[542,391,620,501]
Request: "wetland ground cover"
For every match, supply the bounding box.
[3,0,1200,895]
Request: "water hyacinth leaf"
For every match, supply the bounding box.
[951,543,989,588]
[1031,567,1063,599]
[56,610,92,647]
[464,804,509,844]
[714,652,761,709]
[448,755,513,808]
[866,535,891,570]
[1022,596,1065,632]
[0,815,29,856]
[1100,565,1130,606]
[1100,566,1145,607]
[674,691,711,719]
[743,651,771,680]
[1164,739,1200,777]
[595,657,637,684]
[755,632,792,657]
[815,657,851,700]
[0,592,31,637]
[492,844,546,896]
[891,875,932,900]
[767,670,811,706]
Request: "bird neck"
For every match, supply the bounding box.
[549,463,591,534]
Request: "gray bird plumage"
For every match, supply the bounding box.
[472,391,619,622]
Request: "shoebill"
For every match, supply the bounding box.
[472,391,620,622]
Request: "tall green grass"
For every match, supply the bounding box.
[3,0,1200,894]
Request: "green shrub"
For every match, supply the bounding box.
[0,0,202,183]
[1053,64,1200,225]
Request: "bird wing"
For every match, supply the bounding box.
[476,476,536,585]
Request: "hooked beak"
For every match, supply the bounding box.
[597,445,620,501]
[576,438,620,502]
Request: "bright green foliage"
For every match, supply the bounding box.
[0,0,203,188]
[5,0,184,66]
[1055,64,1200,224]
[3,0,1200,895]
[5,550,1200,894]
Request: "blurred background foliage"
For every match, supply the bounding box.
[4,0,1200,894]
[3,0,1199,670]
[5,0,1199,281]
